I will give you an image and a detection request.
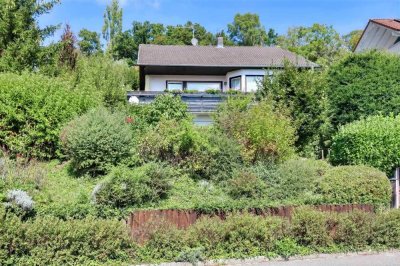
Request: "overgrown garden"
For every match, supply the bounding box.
[1,0,400,264]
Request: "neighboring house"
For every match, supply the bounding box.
[355,19,400,54]
[136,37,318,92]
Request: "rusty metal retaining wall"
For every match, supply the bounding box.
[127,204,374,241]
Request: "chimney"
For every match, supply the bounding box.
[217,37,224,48]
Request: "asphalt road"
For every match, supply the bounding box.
[147,251,400,266]
[225,252,400,266]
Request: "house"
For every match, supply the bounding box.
[355,19,400,54]
[136,37,318,92]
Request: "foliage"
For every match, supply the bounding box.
[92,163,174,209]
[227,171,267,199]
[277,23,347,66]
[258,63,330,155]
[334,210,373,249]
[0,212,135,265]
[343,30,363,51]
[258,158,331,203]
[290,207,333,248]
[78,28,102,56]
[316,166,391,208]
[228,13,277,46]
[330,115,400,175]
[327,51,400,127]
[58,24,77,70]
[102,0,122,49]
[61,107,132,176]
[372,209,400,248]
[216,99,296,163]
[0,72,95,159]
[136,119,241,181]
[67,54,138,107]
[0,0,59,72]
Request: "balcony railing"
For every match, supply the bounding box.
[126,91,230,114]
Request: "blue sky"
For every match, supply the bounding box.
[40,0,400,42]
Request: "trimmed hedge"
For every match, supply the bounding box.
[328,51,400,127]
[0,208,135,265]
[330,115,400,176]
[316,165,391,208]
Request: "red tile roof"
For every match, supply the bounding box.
[371,19,400,31]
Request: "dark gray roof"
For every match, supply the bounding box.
[137,44,318,68]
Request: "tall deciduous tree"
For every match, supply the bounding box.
[0,0,59,72]
[227,13,276,46]
[277,23,347,66]
[102,0,122,49]
[78,29,102,56]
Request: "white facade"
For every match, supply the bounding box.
[144,69,273,92]
[355,21,400,54]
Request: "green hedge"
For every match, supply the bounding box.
[328,51,400,127]
[0,73,96,159]
[330,115,400,176]
[0,208,135,265]
[317,165,391,208]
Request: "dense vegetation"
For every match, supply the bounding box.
[1,0,400,264]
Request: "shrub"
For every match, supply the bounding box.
[259,158,331,203]
[136,120,242,181]
[137,221,187,262]
[216,99,296,163]
[334,210,373,249]
[330,115,400,176]
[61,107,133,176]
[0,212,135,265]
[0,73,95,159]
[67,55,138,108]
[227,171,267,199]
[328,51,400,128]
[316,165,391,207]
[372,209,400,248]
[258,63,330,155]
[92,163,174,209]
[140,94,189,125]
[290,207,333,248]
[4,190,35,219]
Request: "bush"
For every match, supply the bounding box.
[258,63,330,155]
[61,107,133,176]
[136,119,242,181]
[227,171,267,199]
[216,99,296,163]
[259,158,331,203]
[67,55,138,108]
[92,163,174,209]
[330,115,400,176]
[316,165,391,207]
[290,207,333,248]
[334,210,373,249]
[4,190,35,219]
[0,73,95,159]
[328,51,400,128]
[372,209,400,248]
[0,212,135,265]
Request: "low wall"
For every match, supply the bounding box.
[127,204,374,242]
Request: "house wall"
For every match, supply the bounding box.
[145,69,273,92]
[356,22,400,53]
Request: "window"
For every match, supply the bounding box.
[167,81,183,91]
[230,76,241,90]
[186,82,221,92]
[246,75,264,92]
